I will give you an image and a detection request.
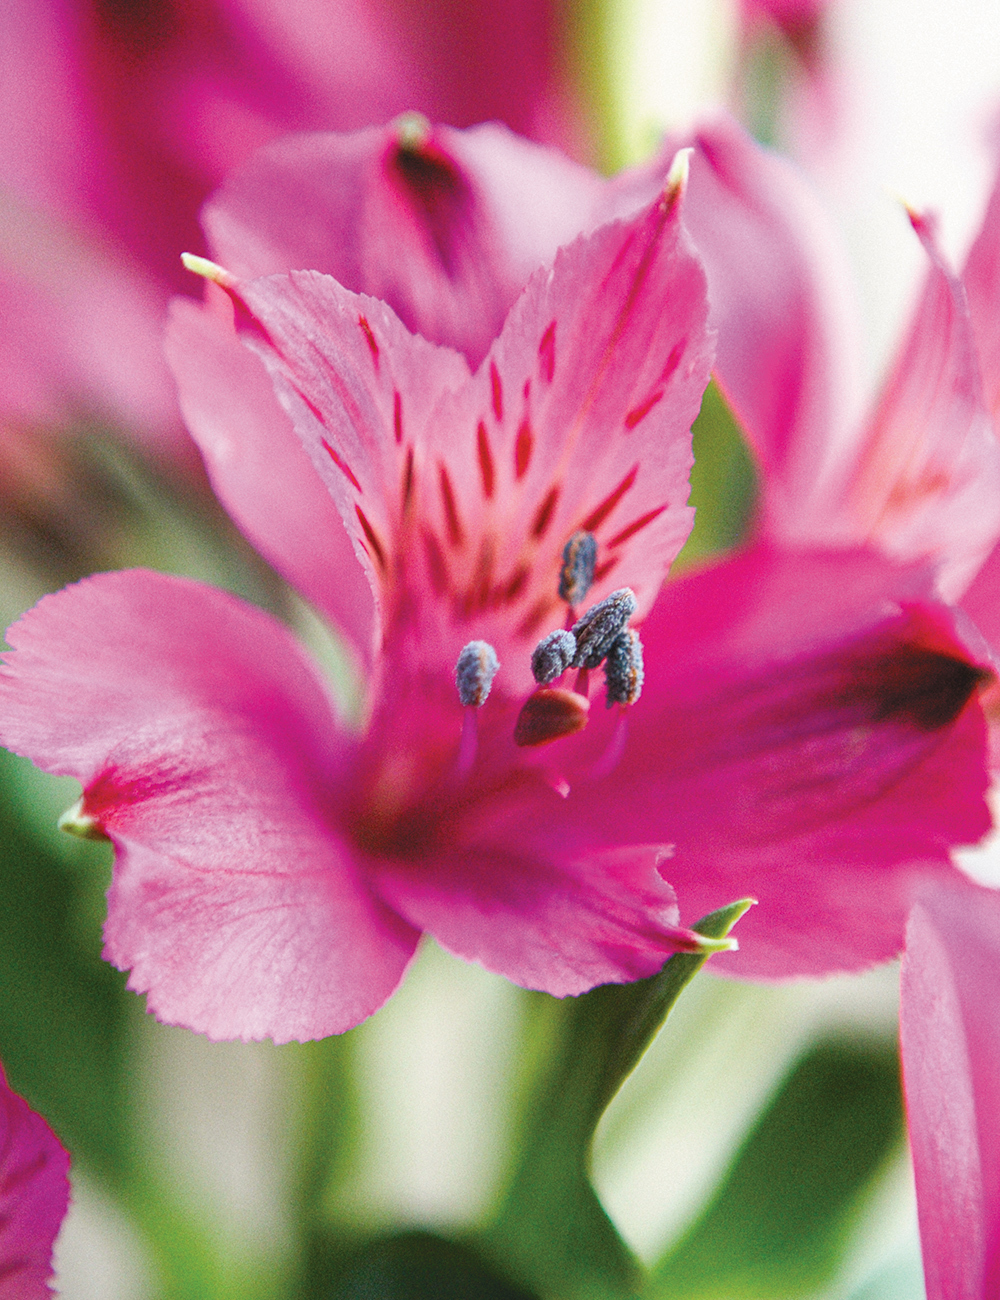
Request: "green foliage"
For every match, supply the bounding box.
[646,1036,905,1299]
[484,902,753,1300]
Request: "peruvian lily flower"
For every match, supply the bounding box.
[0,1063,70,1297]
[658,116,1000,1300]
[0,122,991,1051]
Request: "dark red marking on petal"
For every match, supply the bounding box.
[514,688,590,747]
[359,315,379,367]
[580,464,638,533]
[593,556,621,584]
[515,421,534,480]
[401,445,415,516]
[531,485,560,539]
[393,390,404,444]
[439,462,464,547]
[660,340,684,384]
[321,438,363,493]
[422,527,449,595]
[490,361,503,421]
[518,596,557,640]
[458,538,495,618]
[355,506,387,572]
[502,564,529,603]
[538,321,556,384]
[846,642,991,732]
[388,135,471,277]
[523,378,531,402]
[608,503,669,548]
[624,388,664,430]
[477,421,495,499]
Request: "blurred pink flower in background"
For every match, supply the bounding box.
[0,1063,70,1297]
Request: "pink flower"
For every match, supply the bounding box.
[0,124,991,1046]
[664,116,1000,1300]
[0,1064,70,1297]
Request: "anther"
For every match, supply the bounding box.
[558,531,597,607]
[514,688,590,747]
[531,629,577,685]
[571,588,637,669]
[455,641,500,707]
[604,629,644,706]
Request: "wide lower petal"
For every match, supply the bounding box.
[0,1064,69,1298]
[371,843,713,997]
[563,545,992,979]
[0,570,418,1042]
[165,296,376,665]
[901,879,1000,1300]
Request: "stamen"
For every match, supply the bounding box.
[455,641,500,707]
[571,588,637,669]
[531,629,577,685]
[558,531,597,607]
[514,688,590,747]
[604,629,644,706]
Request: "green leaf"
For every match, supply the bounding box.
[312,1231,539,1300]
[483,902,753,1300]
[645,1036,905,1299]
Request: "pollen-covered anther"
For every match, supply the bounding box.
[455,641,500,707]
[571,588,637,669]
[531,629,577,685]
[605,629,644,706]
[514,688,590,747]
[558,531,597,606]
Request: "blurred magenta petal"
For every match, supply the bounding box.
[0,570,417,1042]
[0,1064,69,1298]
[902,880,1000,1300]
[203,120,605,368]
[964,159,1000,424]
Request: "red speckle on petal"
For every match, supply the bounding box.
[394,391,404,444]
[514,688,590,746]
[517,596,557,639]
[531,486,560,539]
[321,438,363,493]
[422,528,449,594]
[401,446,415,516]
[624,389,664,430]
[356,506,387,572]
[477,421,495,499]
[439,463,464,546]
[593,556,621,584]
[515,421,534,479]
[608,503,669,547]
[490,361,503,421]
[501,564,529,603]
[538,321,556,383]
[359,315,379,367]
[660,340,684,383]
[580,464,638,533]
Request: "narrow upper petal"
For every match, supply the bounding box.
[840,211,1000,601]
[203,120,605,368]
[608,116,864,541]
[0,1064,69,1298]
[235,176,712,693]
[562,545,992,978]
[0,571,418,1042]
[371,843,717,996]
[164,295,376,665]
[901,879,1000,1300]
[963,155,1000,424]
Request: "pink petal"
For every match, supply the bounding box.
[164,296,376,665]
[963,153,1000,424]
[371,844,711,997]
[841,211,1000,601]
[567,545,992,978]
[901,879,1000,1300]
[203,120,605,367]
[0,1064,70,1299]
[0,571,418,1042]
[613,116,864,541]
